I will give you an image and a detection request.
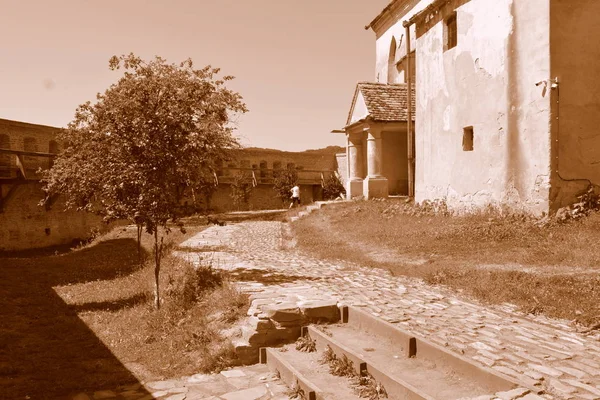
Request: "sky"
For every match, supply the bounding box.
[0,0,389,152]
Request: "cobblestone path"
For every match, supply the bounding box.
[180,221,600,400]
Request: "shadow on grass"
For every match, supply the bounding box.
[0,238,152,399]
[69,293,149,313]
[228,267,320,285]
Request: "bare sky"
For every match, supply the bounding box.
[0,0,389,151]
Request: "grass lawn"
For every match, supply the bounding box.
[292,199,600,328]
[0,221,249,400]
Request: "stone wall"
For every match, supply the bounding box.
[0,118,110,252]
[413,0,552,215]
[0,118,61,178]
[0,183,110,251]
[209,183,322,212]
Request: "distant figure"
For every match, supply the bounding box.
[289,185,301,209]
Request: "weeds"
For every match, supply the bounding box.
[319,345,387,399]
[295,335,317,353]
[287,379,306,400]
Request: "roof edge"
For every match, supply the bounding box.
[365,0,404,31]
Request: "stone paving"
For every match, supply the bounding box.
[71,364,290,400]
[180,220,600,400]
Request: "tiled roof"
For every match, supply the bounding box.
[346,82,416,126]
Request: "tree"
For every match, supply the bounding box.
[273,166,298,206]
[322,173,346,200]
[230,171,254,210]
[42,53,247,309]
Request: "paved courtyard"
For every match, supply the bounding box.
[178,220,600,400]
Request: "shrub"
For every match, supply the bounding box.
[230,171,254,210]
[322,173,345,200]
[273,167,298,205]
[172,263,224,310]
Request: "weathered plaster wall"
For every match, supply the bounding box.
[550,0,600,209]
[373,0,433,83]
[414,0,552,215]
[382,129,408,195]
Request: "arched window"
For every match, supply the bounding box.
[387,36,398,84]
[273,161,282,178]
[259,160,268,181]
[215,159,224,176]
[49,140,59,154]
[0,134,10,177]
[23,137,37,152]
[48,140,59,169]
[23,137,39,176]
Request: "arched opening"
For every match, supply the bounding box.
[273,161,282,178]
[49,140,59,169]
[23,137,39,176]
[387,36,398,84]
[0,134,10,177]
[259,160,268,181]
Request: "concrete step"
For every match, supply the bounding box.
[261,306,544,400]
[261,346,362,400]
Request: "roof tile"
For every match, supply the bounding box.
[352,82,416,124]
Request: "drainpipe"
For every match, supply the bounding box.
[403,20,415,198]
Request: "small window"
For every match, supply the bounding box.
[463,126,474,151]
[444,13,457,51]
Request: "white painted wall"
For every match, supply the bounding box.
[414,0,552,215]
[374,0,433,83]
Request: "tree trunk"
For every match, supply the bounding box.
[153,228,163,310]
[137,224,142,263]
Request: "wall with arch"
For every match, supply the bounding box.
[0,118,110,252]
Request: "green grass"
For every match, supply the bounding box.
[292,199,600,327]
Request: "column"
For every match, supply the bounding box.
[363,125,388,199]
[346,133,364,199]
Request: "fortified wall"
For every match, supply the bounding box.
[0,118,108,252]
[209,146,343,212]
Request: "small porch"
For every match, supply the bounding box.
[335,82,415,200]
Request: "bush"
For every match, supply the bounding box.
[172,263,224,310]
[230,172,254,210]
[322,173,345,200]
[273,167,298,204]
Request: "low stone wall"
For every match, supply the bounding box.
[0,182,111,252]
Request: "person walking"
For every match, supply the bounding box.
[289,185,301,209]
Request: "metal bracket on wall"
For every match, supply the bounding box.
[0,183,20,213]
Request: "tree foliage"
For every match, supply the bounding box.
[42,53,247,308]
[230,171,254,211]
[322,173,346,200]
[273,167,298,205]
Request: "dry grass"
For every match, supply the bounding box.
[292,199,600,327]
[1,222,249,399]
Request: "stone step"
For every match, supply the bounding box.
[260,347,362,400]
[262,306,545,400]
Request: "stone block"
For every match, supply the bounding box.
[247,316,275,331]
[298,300,340,322]
[262,303,302,322]
[494,388,530,400]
